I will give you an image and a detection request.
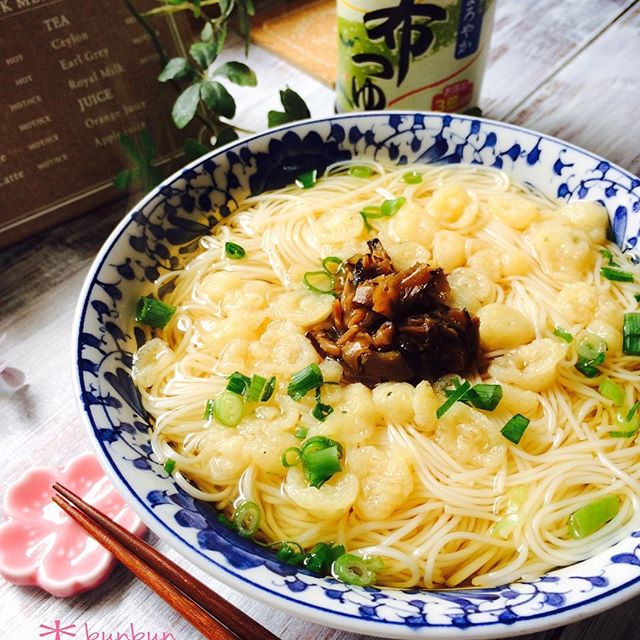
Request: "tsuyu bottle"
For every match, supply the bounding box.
[336,0,496,113]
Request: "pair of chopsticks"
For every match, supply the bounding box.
[52,483,280,640]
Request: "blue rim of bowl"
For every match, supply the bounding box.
[73,111,640,638]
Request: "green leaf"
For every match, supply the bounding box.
[200,80,236,119]
[267,110,290,127]
[184,138,210,162]
[213,61,257,86]
[218,0,232,14]
[268,88,311,127]
[237,3,251,53]
[172,83,201,129]
[190,41,217,68]
[158,57,193,82]
[201,21,213,42]
[240,0,255,16]
[213,127,239,149]
[113,169,132,190]
[191,0,201,18]
[281,87,310,120]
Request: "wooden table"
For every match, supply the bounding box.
[2,1,640,638]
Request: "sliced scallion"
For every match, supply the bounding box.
[226,371,250,395]
[295,169,317,189]
[601,266,634,282]
[224,241,246,259]
[288,363,323,400]
[568,495,619,539]
[575,331,607,378]
[304,542,345,574]
[348,165,373,178]
[135,296,176,328]
[294,426,308,439]
[332,553,381,587]
[303,270,336,295]
[163,459,176,474]
[501,414,530,445]
[402,171,422,184]
[233,500,261,537]
[380,196,406,217]
[599,377,625,407]
[246,374,267,402]
[623,313,640,355]
[299,435,343,488]
[212,391,245,427]
[312,402,334,421]
[436,380,471,418]
[466,384,503,411]
[322,256,343,275]
[609,401,640,437]
[634,293,640,303]
[275,541,306,564]
[553,326,573,343]
[281,447,301,468]
[261,375,276,401]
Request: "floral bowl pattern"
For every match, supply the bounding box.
[0,452,147,597]
[73,112,640,638]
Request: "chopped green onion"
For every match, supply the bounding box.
[261,375,276,401]
[466,384,503,411]
[575,331,607,377]
[568,495,619,539]
[281,447,301,468]
[224,242,246,259]
[322,256,343,275]
[360,204,384,219]
[312,402,334,421]
[212,391,245,427]
[599,377,625,406]
[303,270,336,295]
[295,169,317,189]
[246,374,267,402]
[348,165,373,178]
[436,380,471,418]
[275,541,306,564]
[163,459,176,474]
[553,327,573,343]
[600,248,614,262]
[600,266,634,282]
[599,248,619,266]
[303,446,342,488]
[135,296,176,328]
[294,426,308,439]
[402,171,422,184]
[203,399,215,420]
[623,313,640,355]
[226,371,250,395]
[501,414,530,445]
[299,436,344,488]
[610,401,640,437]
[233,501,261,538]
[304,542,345,574]
[288,363,323,400]
[332,553,381,587]
[634,293,640,303]
[380,196,406,217]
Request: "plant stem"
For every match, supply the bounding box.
[123,0,169,68]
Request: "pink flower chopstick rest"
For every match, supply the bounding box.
[0,452,147,597]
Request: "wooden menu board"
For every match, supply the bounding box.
[0,0,187,248]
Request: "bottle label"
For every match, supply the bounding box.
[336,0,495,113]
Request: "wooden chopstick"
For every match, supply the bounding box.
[52,483,280,640]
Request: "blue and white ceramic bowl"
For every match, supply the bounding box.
[74,112,640,639]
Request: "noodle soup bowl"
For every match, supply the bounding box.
[74,112,640,638]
